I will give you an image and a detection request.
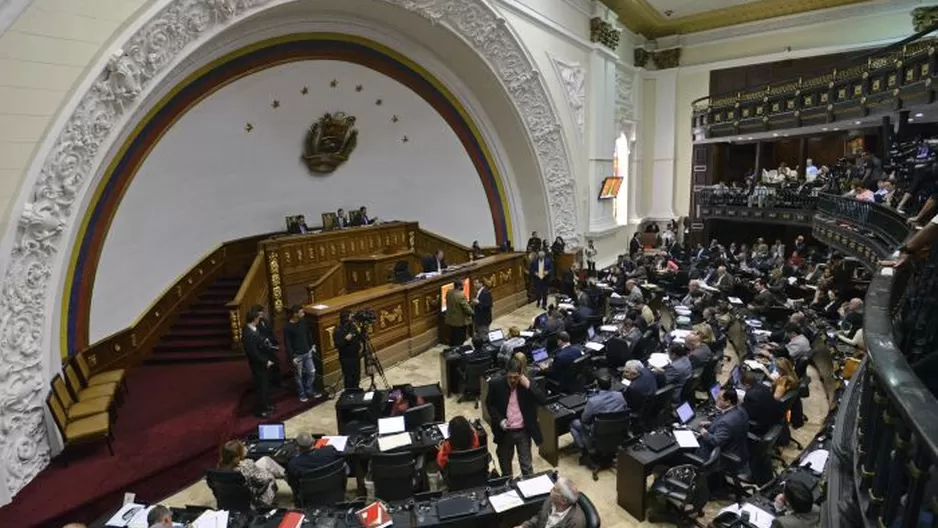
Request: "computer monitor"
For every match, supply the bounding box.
[531,348,548,363]
[488,329,505,343]
[258,423,285,441]
[403,403,436,430]
[378,416,406,435]
[730,365,741,386]
[440,279,470,311]
[676,402,695,425]
[587,326,596,340]
[709,384,721,402]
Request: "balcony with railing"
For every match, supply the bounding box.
[811,198,938,527]
[691,29,938,140]
[694,187,818,226]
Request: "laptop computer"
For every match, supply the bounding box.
[730,365,741,386]
[488,329,505,346]
[531,347,549,368]
[254,423,285,454]
[377,416,406,436]
[644,432,676,452]
[587,326,596,340]
[559,394,588,410]
[709,383,722,402]
[435,496,476,520]
[676,402,695,425]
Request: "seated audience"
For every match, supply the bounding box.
[685,332,713,368]
[516,476,586,528]
[499,326,527,363]
[545,305,565,334]
[390,384,425,416]
[354,206,376,226]
[772,358,800,400]
[748,279,776,313]
[147,505,173,528]
[625,279,644,305]
[290,215,311,234]
[569,370,627,458]
[286,432,345,489]
[545,332,583,393]
[335,208,350,228]
[422,249,447,273]
[654,343,693,399]
[772,479,819,527]
[623,359,657,411]
[437,415,480,470]
[696,389,750,472]
[217,440,280,508]
[838,298,864,339]
[740,371,781,436]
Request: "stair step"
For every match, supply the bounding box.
[181,307,229,317]
[173,317,229,328]
[144,352,244,365]
[154,339,231,350]
[165,327,231,338]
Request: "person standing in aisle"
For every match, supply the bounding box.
[584,240,598,277]
[243,306,275,418]
[284,304,321,402]
[333,310,363,390]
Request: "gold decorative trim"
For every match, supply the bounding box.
[602,0,870,39]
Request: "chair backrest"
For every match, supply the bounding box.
[444,446,489,491]
[642,384,676,429]
[284,215,302,232]
[348,209,363,225]
[73,354,93,384]
[605,337,631,371]
[403,403,436,430]
[589,411,630,456]
[63,363,86,398]
[205,469,253,511]
[46,393,67,435]
[371,453,416,502]
[463,356,493,394]
[296,459,347,507]
[51,375,75,410]
[321,212,337,231]
[577,493,602,528]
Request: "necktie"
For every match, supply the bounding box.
[538,260,544,279]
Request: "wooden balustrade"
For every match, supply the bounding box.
[225,251,268,350]
[413,228,472,266]
[81,233,269,375]
[307,263,346,305]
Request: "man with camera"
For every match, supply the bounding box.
[243,305,278,418]
[334,309,364,390]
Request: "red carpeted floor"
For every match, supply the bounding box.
[0,356,315,528]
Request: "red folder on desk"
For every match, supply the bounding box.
[277,511,305,528]
[356,501,392,527]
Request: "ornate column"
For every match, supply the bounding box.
[648,68,677,221]
[617,64,641,224]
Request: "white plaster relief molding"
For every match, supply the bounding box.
[0,0,579,500]
[546,52,585,141]
[615,67,635,130]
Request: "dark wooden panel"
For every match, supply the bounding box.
[710,51,860,97]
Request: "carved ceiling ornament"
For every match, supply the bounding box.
[0,0,579,500]
[546,52,586,140]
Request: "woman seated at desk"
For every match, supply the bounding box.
[390,384,425,416]
[772,358,799,400]
[218,440,282,508]
[436,415,480,470]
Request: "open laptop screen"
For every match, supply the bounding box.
[378,416,406,436]
[488,329,505,342]
[676,402,694,425]
[258,423,285,441]
[587,326,596,340]
[531,348,548,363]
[709,384,721,402]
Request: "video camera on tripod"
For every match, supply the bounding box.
[350,308,388,390]
[351,308,377,327]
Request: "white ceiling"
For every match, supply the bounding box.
[645,0,761,18]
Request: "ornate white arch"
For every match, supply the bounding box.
[0,0,577,501]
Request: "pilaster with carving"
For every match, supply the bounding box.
[547,53,586,141]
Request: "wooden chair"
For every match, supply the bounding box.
[51,375,112,422]
[63,363,118,405]
[321,212,338,231]
[73,353,126,394]
[46,392,113,455]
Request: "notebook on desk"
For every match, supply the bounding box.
[559,394,587,410]
[435,496,476,520]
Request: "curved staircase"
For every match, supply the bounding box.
[146,273,245,364]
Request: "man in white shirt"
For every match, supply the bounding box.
[516,477,586,528]
[804,158,818,182]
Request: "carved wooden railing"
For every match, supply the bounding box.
[225,251,268,350]
[306,263,346,305]
[413,228,472,266]
[81,233,268,375]
[692,28,938,138]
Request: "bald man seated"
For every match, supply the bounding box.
[515,476,586,528]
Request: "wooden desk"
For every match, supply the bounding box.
[537,402,583,466]
[616,440,682,521]
[343,250,418,291]
[306,253,527,386]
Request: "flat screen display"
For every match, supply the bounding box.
[676,402,694,425]
[258,423,285,441]
[598,177,623,199]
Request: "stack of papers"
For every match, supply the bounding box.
[647,353,671,369]
[728,296,743,305]
[670,329,692,343]
[377,432,412,452]
[320,435,349,452]
[106,504,153,527]
[437,423,450,439]
[557,303,575,310]
[192,510,229,528]
[584,342,605,352]
[673,430,700,449]
[516,474,554,498]
[700,283,720,292]
[489,490,525,513]
[800,449,829,472]
[717,503,775,528]
[520,331,534,338]
[600,325,619,333]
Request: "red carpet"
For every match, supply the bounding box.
[0,355,315,527]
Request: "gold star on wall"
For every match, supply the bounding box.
[330,79,338,88]
[402,136,409,143]
[355,85,363,92]
[301,86,308,95]
[391,115,399,123]
[375,99,383,106]
[245,123,254,132]
[271,100,280,109]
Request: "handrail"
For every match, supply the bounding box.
[815,194,910,249]
[691,26,938,111]
[307,262,345,304]
[79,232,268,374]
[225,251,267,350]
[414,227,472,265]
[695,187,819,210]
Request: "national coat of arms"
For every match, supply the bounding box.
[302,112,358,174]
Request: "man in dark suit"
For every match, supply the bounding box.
[471,278,493,339]
[529,250,552,309]
[740,371,781,436]
[255,305,282,388]
[653,343,693,401]
[570,370,626,456]
[422,249,447,273]
[545,332,583,394]
[290,215,310,234]
[286,432,345,495]
[629,232,642,256]
[335,208,350,229]
[353,206,375,226]
[525,231,542,255]
[486,357,547,476]
[696,389,750,472]
[243,306,275,418]
[623,360,657,412]
[748,279,776,314]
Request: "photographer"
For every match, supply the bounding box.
[333,309,363,390]
[243,305,277,418]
